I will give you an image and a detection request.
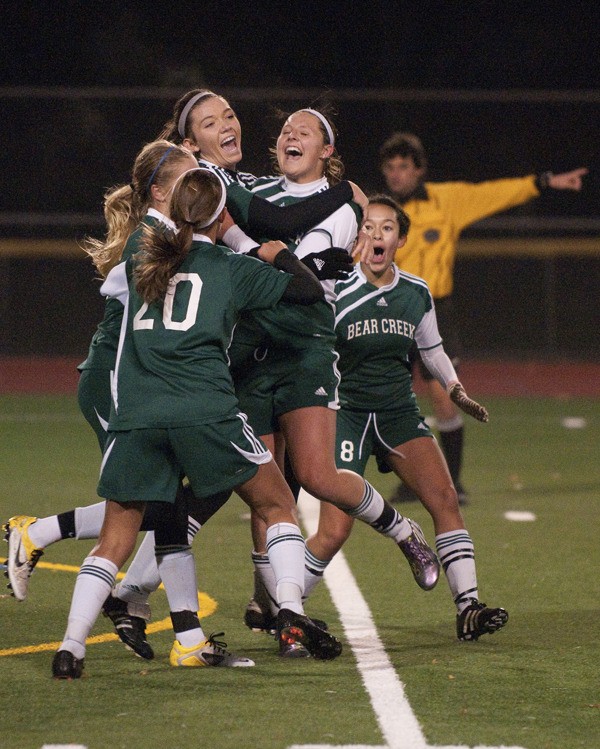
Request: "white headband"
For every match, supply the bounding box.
[177,91,213,139]
[168,167,226,228]
[299,108,335,147]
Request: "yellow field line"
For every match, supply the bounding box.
[1,557,127,577]
[0,557,159,583]
[0,557,217,657]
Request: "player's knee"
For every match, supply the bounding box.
[292,465,332,497]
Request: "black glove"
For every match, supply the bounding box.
[448,383,489,423]
[300,247,353,280]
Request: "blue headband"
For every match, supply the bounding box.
[146,146,177,193]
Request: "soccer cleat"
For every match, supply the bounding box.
[244,597,277,634]
[397,518,440,591]
[276,608,342,661]
[456,600,509,641]
[3,515,44,601]
[52,650,84,680]
[279,640,311,658]
[102,594,154,660]
[169,632,255,667]
[244,597,329,634]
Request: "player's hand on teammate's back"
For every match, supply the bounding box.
[257,240,288,264]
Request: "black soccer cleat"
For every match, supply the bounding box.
[276,608,341,661]
[456,600,509,641]
[244,598,278,634]
[102,594,154,660]
[52,650,84,680]
[245,597,329,634]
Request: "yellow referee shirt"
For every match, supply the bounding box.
[395,175,539,298]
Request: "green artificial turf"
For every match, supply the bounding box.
[1,394,598,749]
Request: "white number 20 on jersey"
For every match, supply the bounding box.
[133,273,203,332]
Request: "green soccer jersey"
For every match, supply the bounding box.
[225,174,361,349]
[78,211,169,371]
[102,237,293,430]
[334,265,442,411]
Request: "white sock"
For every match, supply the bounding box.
[59,555,118,659]
[187,515,202,545]
[435,530,478,612]
[303,546,329,600]
[157,549,204,647]
[114,531,161,604]
[74,502,107,539]
[347,480,412,542]
[27,516,61,548]
[251,551,278,616]
[265,522,305,615]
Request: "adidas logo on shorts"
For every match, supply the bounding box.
[376,297,388,306]
[314,387,328,396]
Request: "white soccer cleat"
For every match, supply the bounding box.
[3,515,44,601]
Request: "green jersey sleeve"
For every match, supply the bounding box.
[228,253,292,313]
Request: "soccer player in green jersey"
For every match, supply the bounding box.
[303,195,508,642]
[159,88,368,257]
[379,132,588,505]
[132,96,439,653]
[5,141,236,661]
[101,91,361,651]
[51,167,343,679]
[207,107,442,653]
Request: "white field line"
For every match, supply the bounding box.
[293,490,526,749]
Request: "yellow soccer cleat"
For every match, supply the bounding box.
[169,632,255,667]
[3,515,44,601]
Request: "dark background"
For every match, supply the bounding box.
[3,2,598,90]
[1,2,599,359]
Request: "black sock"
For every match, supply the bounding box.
[170,610,200,633]
[371,501,398,534]
[57,510,76,539]
[440,426,464,486]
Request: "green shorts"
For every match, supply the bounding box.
[98,412,271,503]
[77,368,112,451]
[335,406,433,474]
[235,344,340,436]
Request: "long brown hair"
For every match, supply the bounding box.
[134,169,224,305]
[82,140,192,277]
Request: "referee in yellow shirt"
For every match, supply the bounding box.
[379,131,587,504]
